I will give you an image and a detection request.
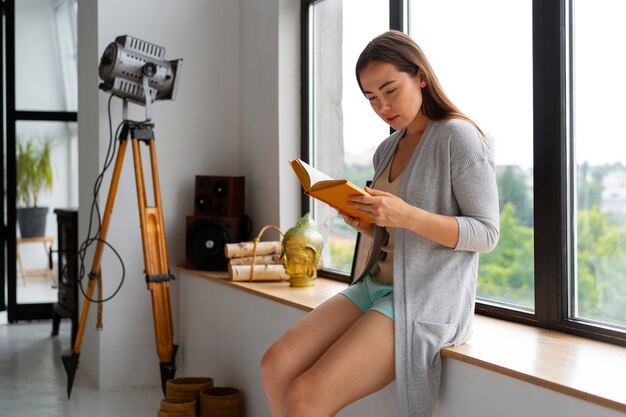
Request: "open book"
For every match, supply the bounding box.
[289,158,374,224]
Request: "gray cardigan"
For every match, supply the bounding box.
[355,118,500,417]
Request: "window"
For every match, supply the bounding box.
[409,0,535,312]
[304,0,389,279]
[570,0,626,329]
[302,0,626,345]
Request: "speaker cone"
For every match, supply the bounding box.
[214,180,228,198]
[195,192,210,212]
[186,218,234,270]
[197,177,209,191]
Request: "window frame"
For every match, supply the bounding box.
[300,0,626,346]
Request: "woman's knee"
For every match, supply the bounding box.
[285,373,327,417]
[260,338,295,385]
[260,341,281,381]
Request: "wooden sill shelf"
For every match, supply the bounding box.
[444,315,626,413]
[179,267,626,413]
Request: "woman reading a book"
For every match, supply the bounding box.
[261,30,499,417]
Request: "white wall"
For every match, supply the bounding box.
[76,0,100,383]
[239,0,301,234]
[277,0,303,230]
[239,0,279,234]
[434,360,623,417]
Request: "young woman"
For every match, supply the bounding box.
[261,30,499,417]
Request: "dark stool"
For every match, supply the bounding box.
[51,209,78,346]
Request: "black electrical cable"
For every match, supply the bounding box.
[61,94,127,303]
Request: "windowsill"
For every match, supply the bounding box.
[179,267,626,414]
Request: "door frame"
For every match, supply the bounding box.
[2,0,78,322]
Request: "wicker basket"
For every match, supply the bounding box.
[199,387,243,417]
[157,411,188,417]
[166,377,214,402]
[159,397,197,417]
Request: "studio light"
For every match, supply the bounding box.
[63,35,183,398]
[98,35,183,119]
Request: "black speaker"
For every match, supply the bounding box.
[185,215,250,270]
[194,176,245,217]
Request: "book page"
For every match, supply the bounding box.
[289,158,373,223]
[291,159,335,186]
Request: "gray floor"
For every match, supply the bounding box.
[0,316,163,417]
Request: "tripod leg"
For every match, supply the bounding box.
[147,138,175,356]
[130,135,176,393]
[62,138,130,398]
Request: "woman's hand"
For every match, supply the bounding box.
[340,212,375,238]
[345,186,460,248]
[347,186,413,229]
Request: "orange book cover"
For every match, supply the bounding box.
[289,159,374,224]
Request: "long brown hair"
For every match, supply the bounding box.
[356,30,482,134]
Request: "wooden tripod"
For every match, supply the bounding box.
[63,121,176,397]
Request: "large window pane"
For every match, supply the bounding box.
[309,0,389,274]
[571,0,626,328]
[409,0,534,310]
[16,0,77,111]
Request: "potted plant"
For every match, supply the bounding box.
[16,135,54,238]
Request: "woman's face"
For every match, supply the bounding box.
[359,61,427,133]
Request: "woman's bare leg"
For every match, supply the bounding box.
[285,310,395,417]
[261,294,363,417]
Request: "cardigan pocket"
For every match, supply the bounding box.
[405,320,456,417]
[411,320,456,367]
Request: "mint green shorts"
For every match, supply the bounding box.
[340,273,394,320]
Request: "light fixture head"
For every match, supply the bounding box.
[98,35,183,105]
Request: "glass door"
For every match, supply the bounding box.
[3,0,78,322]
